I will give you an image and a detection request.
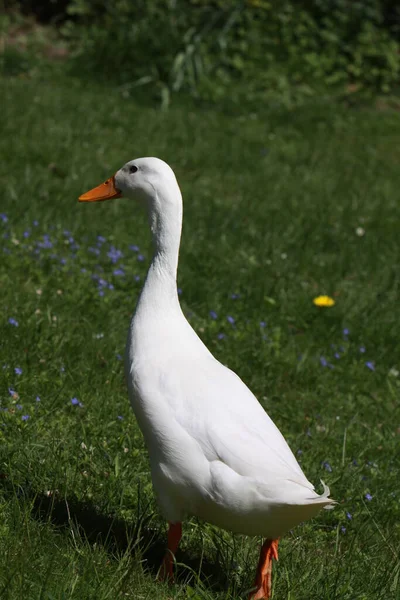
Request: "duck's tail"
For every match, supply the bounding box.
[308,479,336,510]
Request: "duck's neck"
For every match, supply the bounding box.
[135,184,183,316]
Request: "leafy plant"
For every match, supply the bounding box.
[4,1,400,103]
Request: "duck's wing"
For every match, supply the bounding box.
[174,357,315,492]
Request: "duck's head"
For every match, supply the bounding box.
[79,157,179,207]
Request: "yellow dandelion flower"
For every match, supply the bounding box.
[313,295,335,307]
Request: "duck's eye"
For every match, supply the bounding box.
[129,165,138,174]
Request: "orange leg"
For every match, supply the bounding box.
[159,521,182,582]
[249,538,279,600]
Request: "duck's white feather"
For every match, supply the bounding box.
[115,156,334,540]
[126,302,333,538]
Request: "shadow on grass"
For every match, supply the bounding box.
[0,476,232,592]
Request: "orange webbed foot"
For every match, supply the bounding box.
[249,538,279,600]
[158,521,182,583]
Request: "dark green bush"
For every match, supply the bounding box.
[8,1,400,104]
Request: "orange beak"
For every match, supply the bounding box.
[78,175,122,202]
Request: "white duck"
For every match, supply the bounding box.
[79,157,334,599]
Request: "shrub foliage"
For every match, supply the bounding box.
[8,1,400,102]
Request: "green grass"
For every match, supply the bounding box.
[1,72,400,600]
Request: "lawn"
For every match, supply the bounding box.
[0,72,400,600]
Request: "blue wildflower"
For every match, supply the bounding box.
[227,315,235,325]
[113,268,125,276]
[365,493,372,501]
[8,388,17,397]
[36,396,41,402]
[134,275,140,282]
[365,361,375,371]
[343,328,350,336]
[23,231,30,238]
[177,288,182,295]
[320,356,328,367]
[88,247,100,255]
[107,246,123,263]
[217,333,226,340]
[117,415,124,420]
[260,321,266,328]
[16,404,22,410]
[209,311,218,320]
[334,352,341,359]
[341,526,346,534]
[14,367,22,375]
[21,415,30,421]
[116,354,122,361]
[8,318,19,327]
[129,244,139,252]
[359,346,366,353]
[322,461,332,473]
[230,293,240,299]
[346,512,352,520]
[37,235,53,249]
[137,254,145,262]
[0,213,8,223]
[71,398,84,407]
